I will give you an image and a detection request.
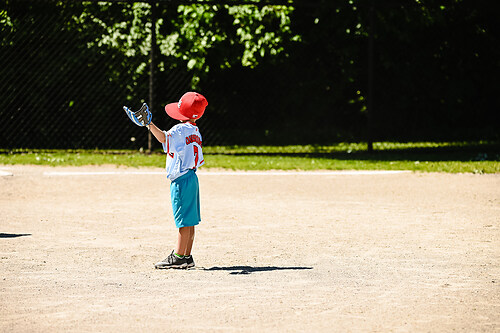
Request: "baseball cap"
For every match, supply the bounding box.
[164,92,208,121]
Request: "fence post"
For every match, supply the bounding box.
[367,0,375,153]
[148,1,158,154]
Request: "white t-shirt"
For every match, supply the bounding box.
[162,122,204,180]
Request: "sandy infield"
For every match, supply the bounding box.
[0,165,499,332]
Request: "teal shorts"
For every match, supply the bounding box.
[170,170,201,228]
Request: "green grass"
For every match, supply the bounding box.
[205,155,498,173]
[0,141,499,174]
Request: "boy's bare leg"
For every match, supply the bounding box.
[175,227,191,256]
[183,226,195,256]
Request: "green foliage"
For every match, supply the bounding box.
[157,4,298,86]
[75,2,151,88]
[70,2,299,88]
[228,5,298,67]
[0,8,13,29]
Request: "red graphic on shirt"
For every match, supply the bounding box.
[185,134,202,147]
[167,134,174,157]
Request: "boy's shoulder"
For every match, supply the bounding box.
[170,122,198,131]
[167,123,184,134]
[168,122,200,136]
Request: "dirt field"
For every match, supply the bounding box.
[1,165,499,332]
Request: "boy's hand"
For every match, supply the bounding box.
[123,103,152,127]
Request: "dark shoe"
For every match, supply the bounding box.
[155,250,187,269]
[185,255,195,268]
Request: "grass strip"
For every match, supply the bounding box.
[0,142,498,174]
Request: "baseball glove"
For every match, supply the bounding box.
[123,103,152,127]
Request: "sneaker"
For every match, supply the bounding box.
[155,250,187,269]
[185,255,195,268]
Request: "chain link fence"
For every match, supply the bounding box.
[0,0,372,152]
[1,1,181,150]
[2,1,497,151]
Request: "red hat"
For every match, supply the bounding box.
[164,92,208,121]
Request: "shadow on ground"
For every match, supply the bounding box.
[0,233,32,238]
[201,266,313,275]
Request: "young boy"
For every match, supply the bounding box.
[147,92,208,269]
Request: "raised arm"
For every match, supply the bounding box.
[147,122,166,143]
